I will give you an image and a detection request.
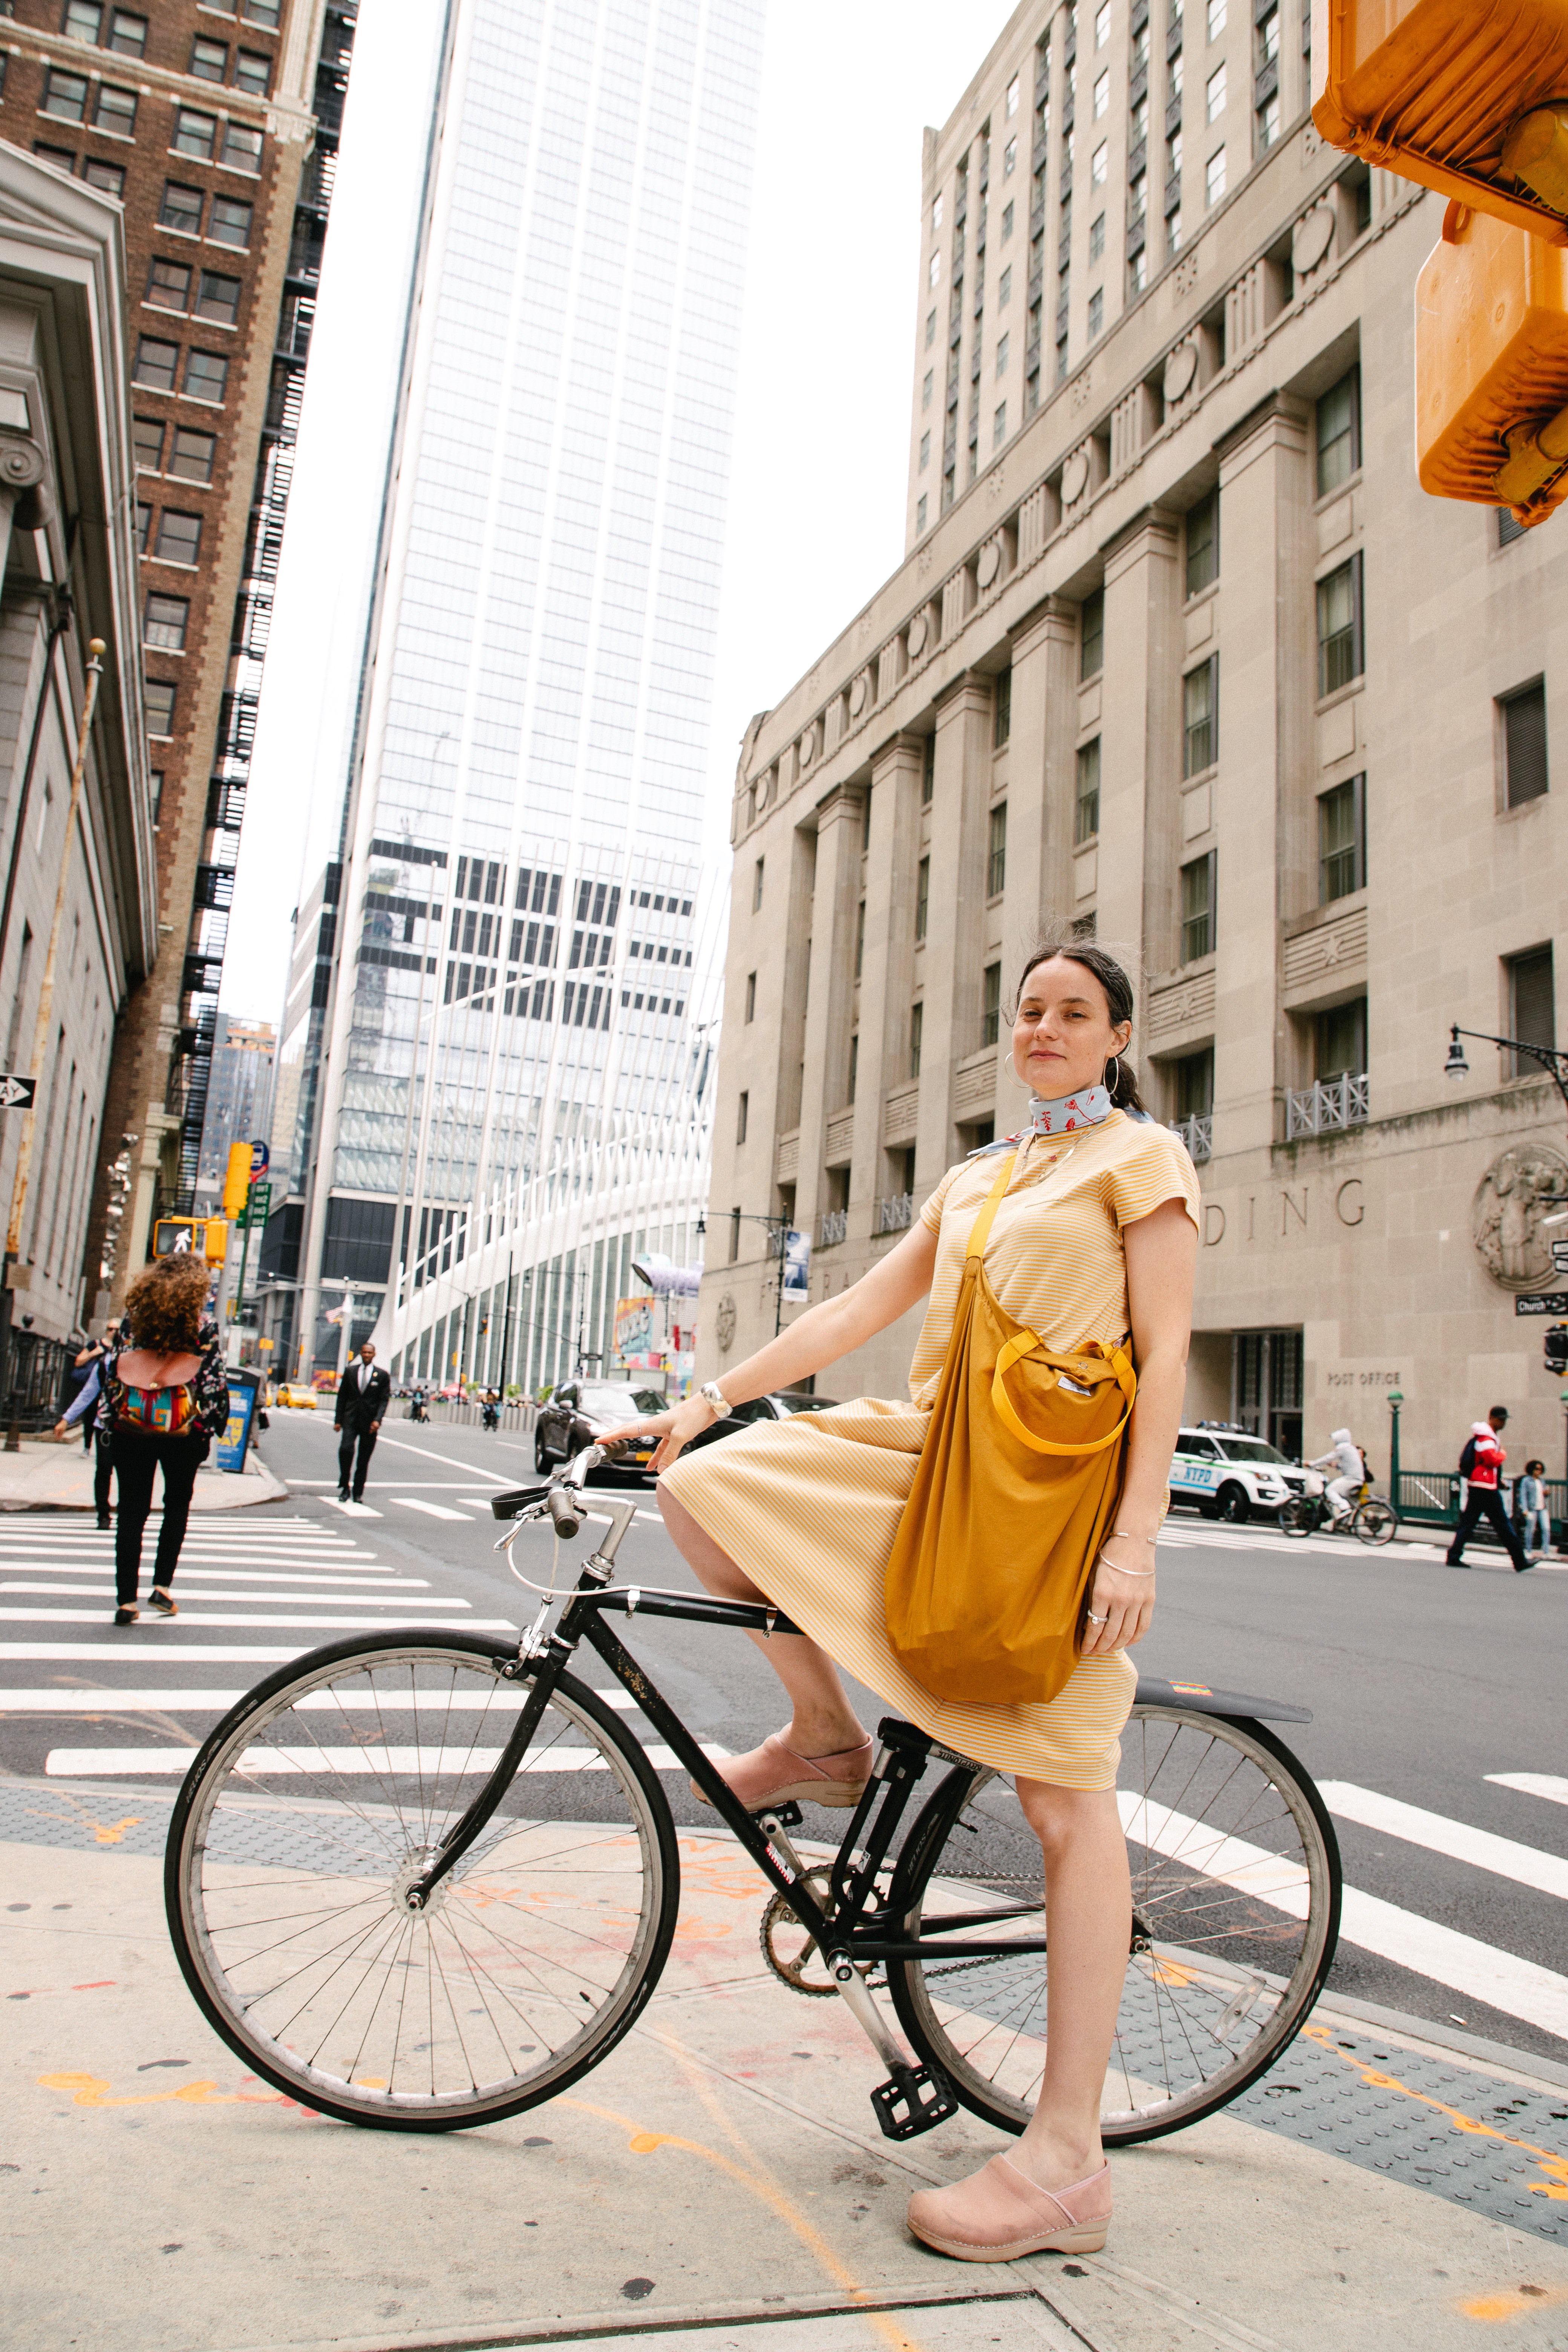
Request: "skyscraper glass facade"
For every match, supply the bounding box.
[283,0,762,1386]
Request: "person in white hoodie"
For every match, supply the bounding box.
[1308,1428,1364,1527]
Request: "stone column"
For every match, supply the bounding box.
[1099,507,1182,1011]
[917,675,992,1181]
[794,783,865,1235]
[1006,593,1081,948]
[856,733,924,1226]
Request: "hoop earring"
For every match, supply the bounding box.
[1106,1054,1121,1096]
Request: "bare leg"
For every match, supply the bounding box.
[658,1481,866,1756]
[1009,1779,1130,2188]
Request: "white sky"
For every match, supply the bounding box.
[220,0,1018,1022]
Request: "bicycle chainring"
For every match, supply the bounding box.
[760,1870,847,1997]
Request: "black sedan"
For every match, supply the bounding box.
[533,1383,839,1481]
[679,1389,840,1456]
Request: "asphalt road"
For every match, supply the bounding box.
[3,1402,1564,2071]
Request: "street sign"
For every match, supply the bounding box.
[0,1074,36,1108]
[1515,1291,1568,1315]
[250,1139,270,1178]
[239,1181,272,1230]
[1552,1240,1568,1272]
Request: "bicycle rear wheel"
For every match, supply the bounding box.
[887,1703,1341,2145]
[165,1631,679,2130]
[1353,1498,1397,1545]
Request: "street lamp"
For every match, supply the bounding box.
[1386,1387,1403,1514]
[695,1208,793,1335]
[1444,1023,1568,1126]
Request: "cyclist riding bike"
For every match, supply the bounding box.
[1308,1428,1364,1530]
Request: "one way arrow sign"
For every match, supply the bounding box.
[0,1074,36,1108]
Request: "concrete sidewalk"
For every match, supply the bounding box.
[4,1782,1566,2352]
[0,1434,286,1512]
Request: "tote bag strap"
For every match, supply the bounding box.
[965,1154,1017,1262]
[992,1333,1138,1456]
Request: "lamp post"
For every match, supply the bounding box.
[1386,1387,1403,1517]
[1444,1024,1568,1129]
[696,1209,792,1335]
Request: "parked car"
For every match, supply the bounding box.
[533,1381,672,1478]
[679,1389,839,1458]
[277,1383,317,1410]
[1167,1424,1320,1524]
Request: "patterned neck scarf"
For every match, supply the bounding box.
[1025,1084,1112,1135]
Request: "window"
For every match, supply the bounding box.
[919,429,930,472]
[160,182,203,235]
[1205,147,1227,205]
[63,0,102,37]
[190,35,228,80]
[1174,1046,1213,1118]
[1186,491,1218,596]
[926,307,937,347]
[1130,172,1147,221]
[744,971,756,1023]
[153,509,202,565]
[910,1001,924,1080]
[109,10,146,55]
[1095,0,1112,41]
[33,143,78,173]
[1094,69,1110,116]
[1088,288,1104,337]
[752,856,764,911]
[1317,775,1365,901]
[1206,62,1226,119]
[736,1091,749,1145]
[1257,92,1280,148]
[146,257,191,312]
[144,677,177,737]
[1076,738,1101,841]
[174,109,217,160]
[133,335,179,392]
[220,121,263,172]
[42,68,89,122]
[1256,2,1280,61]
[847,1035,859,1104]
[988,802,1008,896]
[982,962,1002,1046]
[916,856,930,941]
[1007,71,1021,113]
[168,426,216,483]
[134,499,151,553]
[1180,851,1216,960]
[1004,135,1018,174]
[1081,588,1104,678]
[922,368,933,410]
[92,82,136,134]
[196,270,241,325]
[929,250,942,287]
[854,898,865,978]
[916,493,928,533]
[143,593,189,651]
[1089,210,1106,260]
[1207,0,1227,32]
[1002,198,1015,240]
[727,1208,741,1265]
[1508,946,1556,1075]
[243,0,282,29]
[999,263,1012,306]
[1092,141,1108,184]
[995,332,1010,378]
[994,399,1008,447]
[150,770,164,828]
[183,349,229,403]
[1184,655,1218,775]
[1168,208,1184,253]
[1501,680,1549,807]
[209,195,253,248]
[1316,368,1360,495]
[933,193,945,231]
[994,668,1012,747]
[234,49,271,95]
[1316,997,1366,1081]
[132,416,164,471]
[82,156,124,195]
[1316,554,1363,695]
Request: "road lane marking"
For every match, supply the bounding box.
[0,1584,471,1611]
[349,1432,513,1482]
[42,1739,730,1776]
[0,1645,332,1662]
[325,1499,382,1517]
[1487,1773,1568,1810]
[1320,1781,1568,1901]
[1120,1790,1568,2042]
[0,1564,416,1586]
[391,1498,476,1521]
[0,1687,649,1712]
[0,1608,513,1629]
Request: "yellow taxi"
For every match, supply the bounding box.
[277,1383,318,1410]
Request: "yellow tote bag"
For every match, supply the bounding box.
[884,1153,1136,1706]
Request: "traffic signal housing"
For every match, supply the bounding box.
[1311,0,1568,243]
[1416,203,1568,525]
[152,1216,228,1264]
[1545,1323,1568,1375]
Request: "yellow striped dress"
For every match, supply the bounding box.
[660,1110,1201,1791]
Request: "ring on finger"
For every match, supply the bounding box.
[1086,1609,1109,1625]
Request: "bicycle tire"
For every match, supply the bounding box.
[1277,1497,1312,1538]
[1353,1498,1397,1546]
[164,1629,680,2132]
[886,1703,1341,2146]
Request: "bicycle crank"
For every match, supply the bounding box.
[759,1871,844,1995]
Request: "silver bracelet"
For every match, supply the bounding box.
[1096,1551,1157,1577]
[1107,1528,1159,1545]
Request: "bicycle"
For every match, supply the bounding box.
[1278,1481,1396,1545]
[164,1447,1342,2147]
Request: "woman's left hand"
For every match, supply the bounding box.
[1081,1530,1158,1655]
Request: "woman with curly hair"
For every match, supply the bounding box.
[98,1253,230,1625]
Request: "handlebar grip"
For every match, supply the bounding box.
[547,1487,582,1539]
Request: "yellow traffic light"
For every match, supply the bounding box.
[152,1216,229,1263]
[1416,204,1568,526]
[222,1139,251,1220]
[1312,0,1568,243]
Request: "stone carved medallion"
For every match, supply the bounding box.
[1472,1143,1568,1291]
[1292,204,1336,275]
[798,722,817,770]
[907,611,929,659]
[1061,449,1091,506]
[715,1293,737,1352]
[848,673,868,717]
[1163,340,1199,403]
[976,540,1001,589]
[1173,251,1199,296]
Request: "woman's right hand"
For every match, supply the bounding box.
[612,1395,718,1474]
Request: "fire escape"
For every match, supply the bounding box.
[171,3,357,1207]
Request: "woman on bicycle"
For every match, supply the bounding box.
[625,941,1197,2264]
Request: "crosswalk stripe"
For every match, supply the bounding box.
[1,1564,418,1586]
[1120,1790,1568,2042]
[0,1645,378,1661]
[42,1740,728,1777]
[1487,1773,1568,1810]
[392,1498,476,1521]
[325,1500,383,1517]
[0,1608,515,1629]
[0,1585,472,1611]
[1319,1781,1568,1901]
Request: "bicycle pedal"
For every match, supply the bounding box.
[755,1799,804,1827]
[868,2062,958,2141]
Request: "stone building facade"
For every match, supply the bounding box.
[0,0,354,1317]
[699,0,1568,1483]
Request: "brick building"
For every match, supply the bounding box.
[0,0,354,1322]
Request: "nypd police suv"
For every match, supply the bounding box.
[1168,1423,1322,1524]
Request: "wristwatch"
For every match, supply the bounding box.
[699,1381,733,1420]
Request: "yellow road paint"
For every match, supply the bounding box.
[23,1799,142,1844]
[1459,2285,1566,2321]
[38,2070,289,2109]
[1301,2024,1568,2203]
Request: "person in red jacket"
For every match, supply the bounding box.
[1446,1406,1533,1572]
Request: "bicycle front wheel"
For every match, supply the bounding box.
[165,1631,680,2130]
[1353,1498,1397,1545]
[888,1703,1341,2145]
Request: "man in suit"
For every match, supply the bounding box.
[335,1341,391,1502]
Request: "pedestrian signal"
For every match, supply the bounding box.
[1545,1323,1568,1375]
[1311,0,1568,244]
[1415,204,1568,526]
[153,1216,228,1263]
